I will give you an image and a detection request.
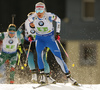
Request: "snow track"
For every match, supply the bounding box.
[0,83,100,90]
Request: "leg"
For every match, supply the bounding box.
[36,40,47,84]
[0,64,6,84]
[47,40,69,74]
[42,48,50,73]
[0,52,8,66]
[0,53,9,83]
[24,40,37,82]
[41,47,56,84]
[26,50,37,83]
[48,40,79,85]
[36,40,45,70]
[26,51,35,70]
[9,53,17,84]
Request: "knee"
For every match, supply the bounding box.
[10,67,15,72]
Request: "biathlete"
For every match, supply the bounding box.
[0,24,24,84]
[17,12,56,84]
[25,2,79,85]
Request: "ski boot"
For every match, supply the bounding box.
[10,80,14,84]
[46,73,56,84]
[66,72,79,86]
[31,70,38,83]
[39,71,46,84]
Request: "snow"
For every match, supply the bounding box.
[0,83,100,90]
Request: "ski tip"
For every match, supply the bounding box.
[73,82,82,87]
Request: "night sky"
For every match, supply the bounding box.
[0,0,66,31]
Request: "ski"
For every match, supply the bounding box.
[32,84,50,89]
[64,81,82,87]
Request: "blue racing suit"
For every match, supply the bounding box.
[26,12,69,74]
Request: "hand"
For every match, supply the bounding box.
[28,35,34,42]
[30,22,35,28]
[55,32,60,41]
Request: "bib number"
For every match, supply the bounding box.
[37,27,48,32]
[6,45,15,49]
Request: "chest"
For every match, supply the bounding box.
[34,17,52,28]
[3,36,18,46]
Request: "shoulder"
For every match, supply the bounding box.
[3,32,7,37]
[25,12,37,23]
[46,12,58,21]
[28,12,37,20]
[46,12,56,17]
[0,32,7,39]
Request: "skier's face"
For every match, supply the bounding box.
[8,31,15,37]
[36,10,45,18]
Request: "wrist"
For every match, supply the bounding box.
[56,32,60,35]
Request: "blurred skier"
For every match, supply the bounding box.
[25,2,79,85]
[0,40,6,84]
[17,12,56,84]
[0,24,24,84]
[0,40,2,54]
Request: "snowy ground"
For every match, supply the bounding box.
[0,83,100,90]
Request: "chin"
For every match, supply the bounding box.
[38,15,42,18]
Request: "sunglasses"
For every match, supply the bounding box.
[9,32,15,34]
[36,10,44,13]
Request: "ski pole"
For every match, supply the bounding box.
[57,40,76,67]
[17,45,24,70]
[57,40,71,61]
[11,14,16,24]
[17,52,24,70]
[24,41,32,67]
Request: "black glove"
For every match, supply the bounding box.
[55,32,60,40]
[28,35,34,42]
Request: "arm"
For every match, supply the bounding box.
[17,33,24,45]
[17,22,25,38]
[0,32,5,40]
[17,34,24,54]
[52,13,61,33]
[52,13,61,40]
[25,17,36,42]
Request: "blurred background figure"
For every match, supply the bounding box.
[0,40,6,84]
[0,40,2,54]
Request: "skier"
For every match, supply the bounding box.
[25,2,79,85]
[17,12,56,84]
[0,40,6,84]
[0,24,24,84]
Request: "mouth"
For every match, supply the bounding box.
[38,15,41,17]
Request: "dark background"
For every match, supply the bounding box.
[0,0,66,31]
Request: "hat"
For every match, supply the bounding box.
[8,24,16,31]
[35,2,45,11]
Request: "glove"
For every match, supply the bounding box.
[28,35,34,42]
[55,32,60,40]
